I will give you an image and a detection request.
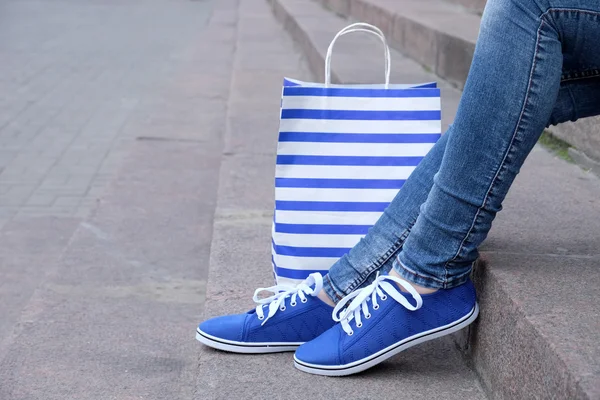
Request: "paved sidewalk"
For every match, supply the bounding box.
[0,0,236,398]
[0,0,216,225]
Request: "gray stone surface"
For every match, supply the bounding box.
[569,147,600,177]
[0,0,221,224]
[554,118,600,164]
[469,254,600,400]
[481,147,600,256]
[444,0,487,13]
[269,0,600,399]
[217,153,277,211]
[0,217,80,349]
[0,140,219,400]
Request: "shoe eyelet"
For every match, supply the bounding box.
[290,302,297,307]
[365,314,371,319]
[258,316,264,320]
[356,323,363,328]
[301,298,308,303]
[280,306,286,311]
[373,304,380,310]
[348,331,354,336]
[381,295,388,301]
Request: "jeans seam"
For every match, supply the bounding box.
[561,71,600,83]
[548,8,600,18]
[443,17,547,283]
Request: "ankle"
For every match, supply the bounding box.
[317,289,336,307]
[389,269,438,294]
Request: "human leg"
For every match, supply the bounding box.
[394,0,600,289]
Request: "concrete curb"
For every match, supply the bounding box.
[569,147,600,177]
[444,0,486,13]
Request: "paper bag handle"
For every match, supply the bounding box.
[325,23,391,88]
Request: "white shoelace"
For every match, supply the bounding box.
[332,274,424,336]
[253,273,324,326]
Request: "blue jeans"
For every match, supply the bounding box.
[323,0,600,300]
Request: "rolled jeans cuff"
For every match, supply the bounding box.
[322,273,348,304]
[393,256,470,290]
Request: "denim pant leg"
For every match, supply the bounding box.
[322,132,449,302]
[395,0,600,288]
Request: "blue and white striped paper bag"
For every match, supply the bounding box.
[272,23,441,285]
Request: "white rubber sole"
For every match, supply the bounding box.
[196,328,302,354]
[294,303,479,376]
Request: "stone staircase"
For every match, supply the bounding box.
[198,0,600,398]
[313,0,600,164]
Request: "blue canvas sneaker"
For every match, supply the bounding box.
[294,274,479,375]
[196,273,335,353]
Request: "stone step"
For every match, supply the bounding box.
[268,0,600,399]
[318,0,480,88]
[197,0,488,398]
[441,0,486,14]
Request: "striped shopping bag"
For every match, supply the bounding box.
[272,23,441,285]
